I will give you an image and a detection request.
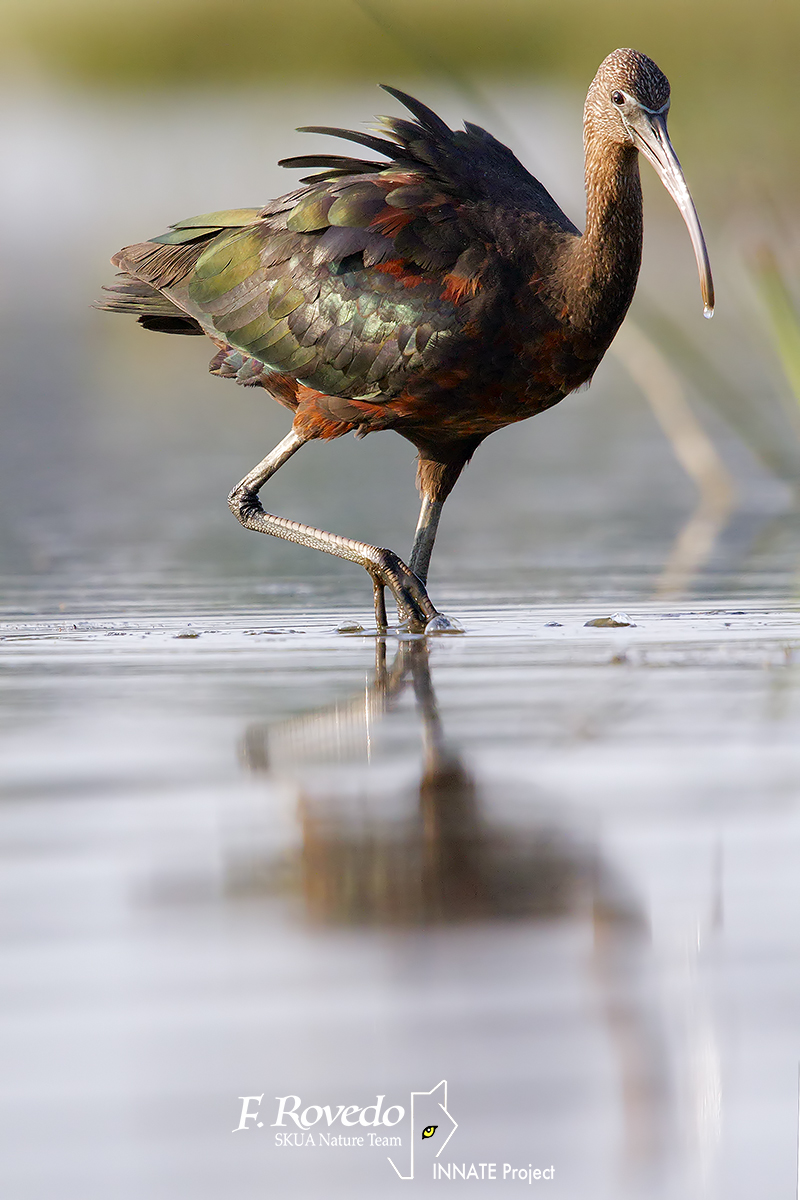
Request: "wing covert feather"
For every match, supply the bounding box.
[185,173,487,399]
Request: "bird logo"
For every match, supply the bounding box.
[388,1081,456,1178]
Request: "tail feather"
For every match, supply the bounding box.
[112,237,210,290]
[95,274,204,335]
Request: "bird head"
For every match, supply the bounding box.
[587,48,714,317]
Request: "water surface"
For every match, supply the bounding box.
[2,572,799,1199]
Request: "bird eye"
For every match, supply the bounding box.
[611,90,625,106]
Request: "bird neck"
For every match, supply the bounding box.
[564,136,643,341]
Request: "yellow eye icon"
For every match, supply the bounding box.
[422,1125,438,1140]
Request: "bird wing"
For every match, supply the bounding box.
[186,176,488,399]
[107,90,573,402]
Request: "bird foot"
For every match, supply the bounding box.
[366,547,440,634]
[366,549,464,634]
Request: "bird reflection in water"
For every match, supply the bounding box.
[237,640,671,1176]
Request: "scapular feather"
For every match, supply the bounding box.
[327,188,385,228]
[361,235,397,267]
[311,225,369,266]
[297,126,400,159]
[299,170,361,184]
[378,85,453,138]
[278,154,381,173]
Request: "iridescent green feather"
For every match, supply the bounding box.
[286,192,333,233]
[150,227,223,246]
[219,310,281,344]
[150,209,261,245]
[267,278,308,319]
[328,188,384,228]
[191,229,267,302]
[246,318,291,353]
[252,329,298,364]
[173,209,262,229]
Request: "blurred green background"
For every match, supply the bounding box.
[1,0,798,196]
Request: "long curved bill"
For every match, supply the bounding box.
[629,110,714,318]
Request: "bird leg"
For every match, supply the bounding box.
[227,429,442,633]
[409,495,443,586]
[408,445,479,589]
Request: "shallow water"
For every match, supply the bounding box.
[2,572,800,1200]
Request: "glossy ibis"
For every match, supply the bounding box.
[100,48,713,632]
